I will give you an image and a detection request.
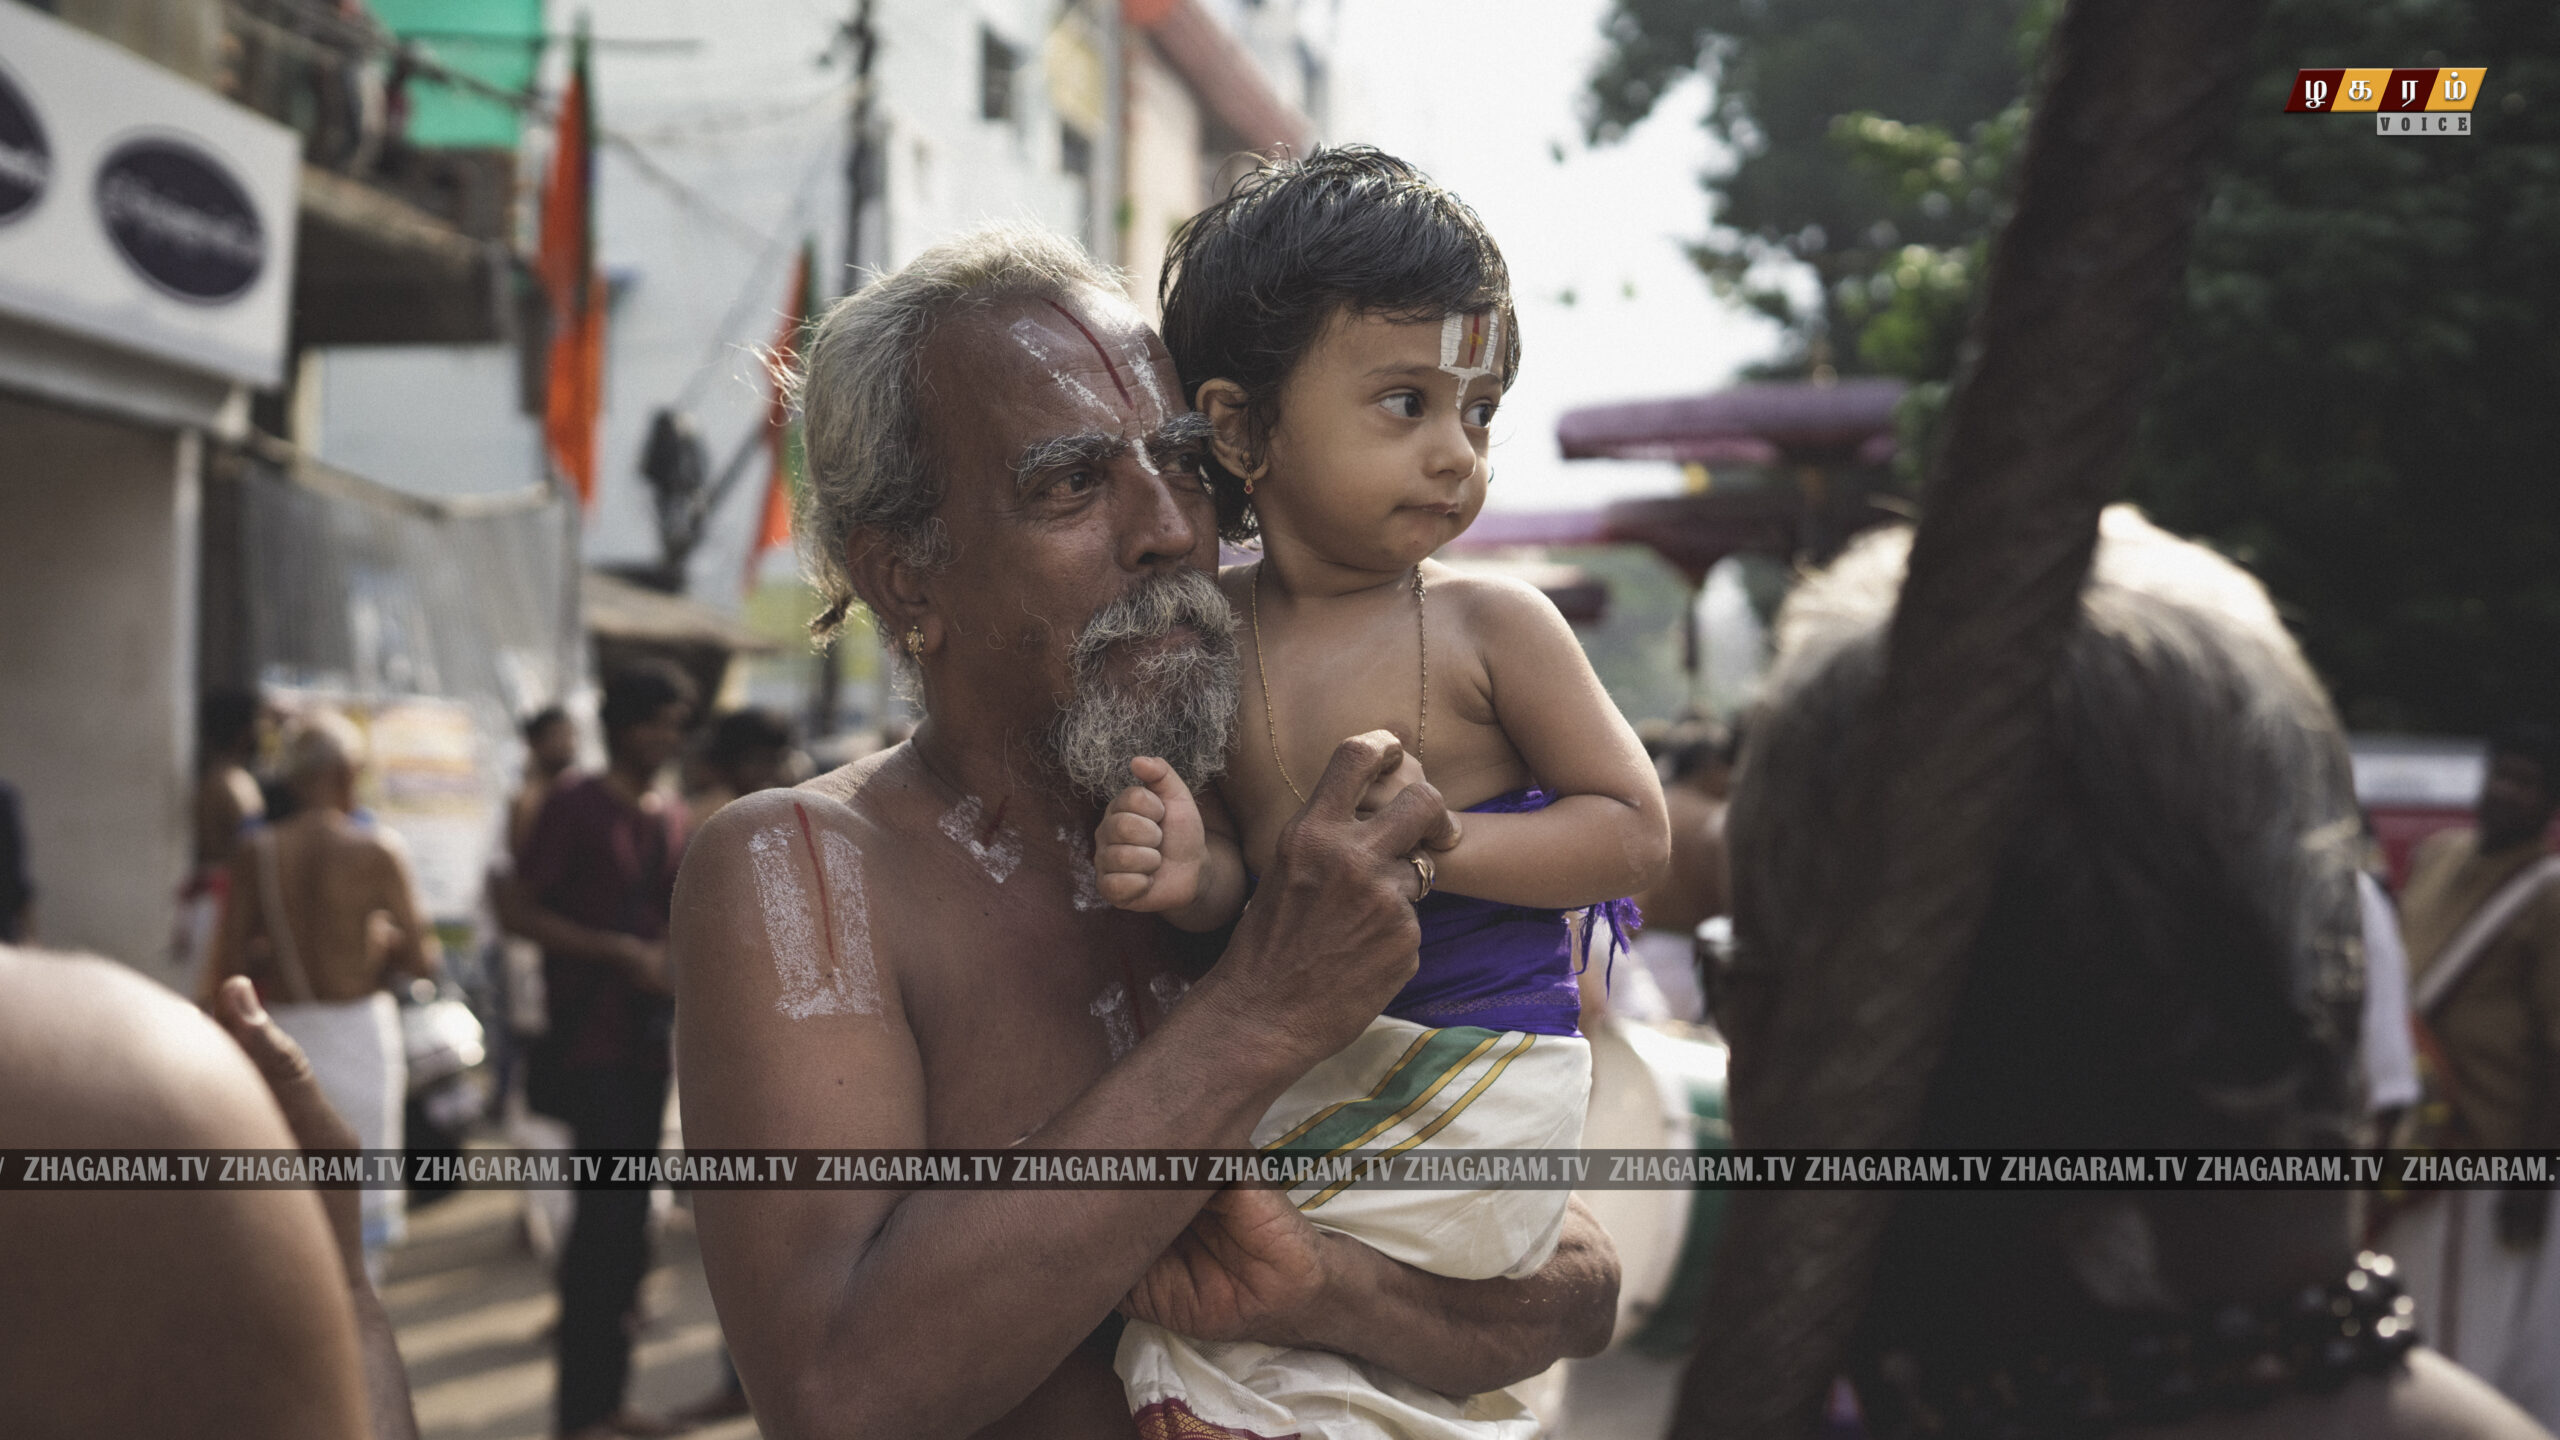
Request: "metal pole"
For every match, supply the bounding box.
[812,0,878,741]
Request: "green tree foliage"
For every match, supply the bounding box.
[1583,0,2034,367]
[1591,0,2560,732]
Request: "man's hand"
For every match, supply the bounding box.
[211,976,423,1440]
[1206,732,1459,1072]
[1097,757,1206,913]
[1120,1183,1326,1345]
[213,976,365,1276]
[1356,751,1462,852]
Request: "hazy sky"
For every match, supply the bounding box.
[1331,0,1785,514]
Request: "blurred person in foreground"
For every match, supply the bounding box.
[2381,721,2560,1426]
[199,708,440,1269]
[0,945,418,1438]
[1622,720,1733,1025]
[670,224,1616,1438]
[1723,508,2547,1439]
[500,660,694,1440]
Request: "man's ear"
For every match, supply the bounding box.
[1194,379,1264,483]
[845,526,945,655]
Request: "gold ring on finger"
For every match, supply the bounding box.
[1407,852,1435,903]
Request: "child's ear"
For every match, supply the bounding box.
[1194,379,1265,483]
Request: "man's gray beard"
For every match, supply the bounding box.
[1050,568,1239,804]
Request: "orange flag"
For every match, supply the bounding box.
[748,239,818,586]
[538,25,601,507]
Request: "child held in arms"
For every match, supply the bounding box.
[1094,147,1672,1440]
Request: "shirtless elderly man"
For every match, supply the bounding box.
[671,226,1618,1439]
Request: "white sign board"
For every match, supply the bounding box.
[0,6,298,385]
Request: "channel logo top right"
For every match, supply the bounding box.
[2288,68,2486,135]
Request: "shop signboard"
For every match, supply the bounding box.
[0,5,298,385]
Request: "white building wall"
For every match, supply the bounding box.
[0,392,195,978]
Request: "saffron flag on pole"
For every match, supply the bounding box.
[538,20,602,507]
[748,238,818,587]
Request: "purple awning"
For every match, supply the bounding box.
[1556,379,1907,465]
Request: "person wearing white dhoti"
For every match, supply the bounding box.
[199,710,442,1270]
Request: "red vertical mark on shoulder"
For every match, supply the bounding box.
[791,801,841,971]
[979,794,1010,847]
[1041,298,1135,409]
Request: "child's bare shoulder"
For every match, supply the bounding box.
[1422,561,1572,639]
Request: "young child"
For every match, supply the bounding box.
[1095,147,1672,1440]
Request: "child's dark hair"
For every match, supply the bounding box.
[1160,145,1521,541]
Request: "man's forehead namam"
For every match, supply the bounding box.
[928,291,1177,423]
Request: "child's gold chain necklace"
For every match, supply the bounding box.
[1250,562,1426,805]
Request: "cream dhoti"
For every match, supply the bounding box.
[1118,1015,1593,1440]
[268,990,407,1251]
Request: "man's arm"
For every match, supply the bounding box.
[677,736,1454,1440]
[1122,1183,1619,1394]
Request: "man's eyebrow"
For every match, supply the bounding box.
[1011,430,1126,486]
[1148,411,1213,453]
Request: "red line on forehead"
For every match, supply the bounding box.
[1041,298,1135,409]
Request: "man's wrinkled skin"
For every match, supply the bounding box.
[672,290,1617,1440]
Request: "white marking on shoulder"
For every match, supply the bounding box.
[747,826,881,1019]
[938,796,1024,884]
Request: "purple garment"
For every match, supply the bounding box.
[1383,788,1641,1038]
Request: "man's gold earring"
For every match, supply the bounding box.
[903,627,924,660]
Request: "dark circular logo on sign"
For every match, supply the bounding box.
[94,136,266,304]
[0,63,48,224]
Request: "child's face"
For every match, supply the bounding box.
[1255,308,1502,572]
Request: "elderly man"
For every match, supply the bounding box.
[1708,509,2549,1440]
[670,227,1617,1439]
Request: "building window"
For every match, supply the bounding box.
[1060,125,1092,180]
[980,27,1019,123]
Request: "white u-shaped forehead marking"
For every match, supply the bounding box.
[1010,318,1109,417]
[1438,310,1502,413]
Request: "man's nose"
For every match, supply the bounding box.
[1114,456,1210,571]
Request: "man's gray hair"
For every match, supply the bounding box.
[791,224,1123,644]
[1732,506,2364,1152]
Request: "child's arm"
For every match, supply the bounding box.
[1426,577,1671,909]
[1095,757,1250,933]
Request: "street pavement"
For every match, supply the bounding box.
[387,1187,753,1440]
[384,1185,1682,1440]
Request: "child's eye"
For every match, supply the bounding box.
[1465,398,1499,428]
[1378,391,1425,420]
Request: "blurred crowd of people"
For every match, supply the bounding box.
[3,514,2556,1440]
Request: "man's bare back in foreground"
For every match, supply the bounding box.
[670,228,1616,1440]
